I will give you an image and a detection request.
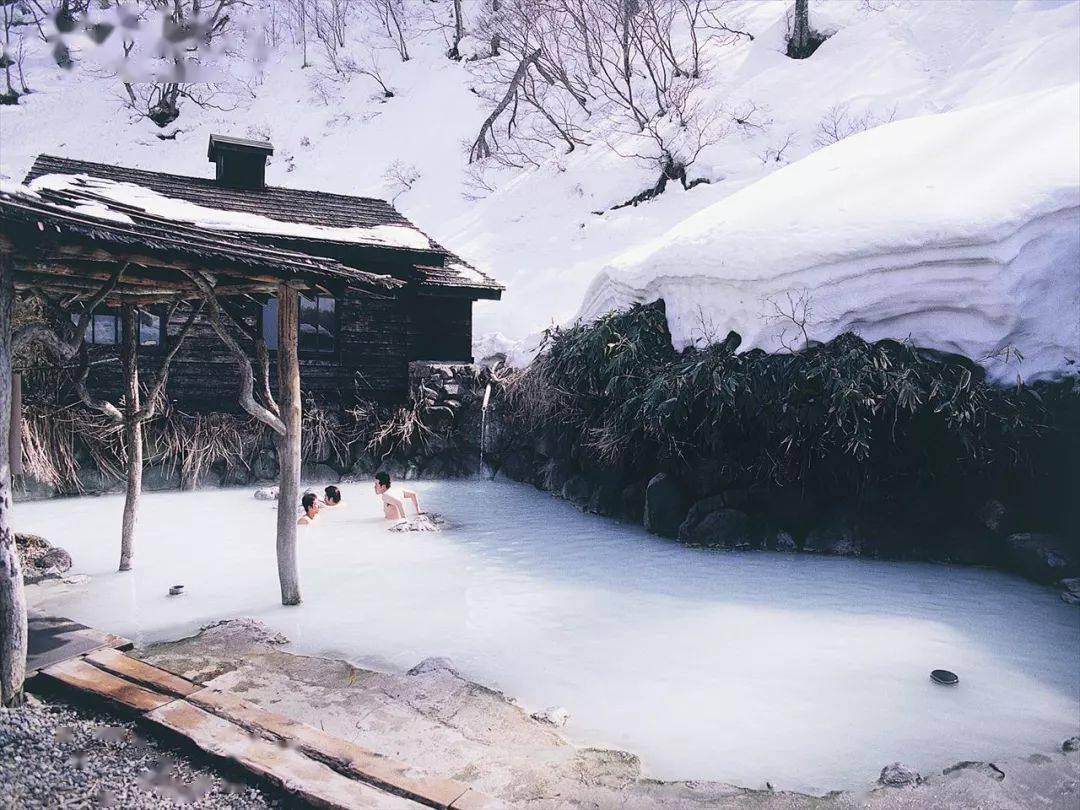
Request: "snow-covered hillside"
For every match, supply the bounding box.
[1,0,1077,378]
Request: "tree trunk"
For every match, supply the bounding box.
[275,284,301,606]
[119,304,141,572]
[788,0,821,59]
[9,372,19,478]
[0,257,27,706]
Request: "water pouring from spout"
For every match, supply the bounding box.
[479,382,492,478]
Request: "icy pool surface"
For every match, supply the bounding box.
[19,481,1080,793]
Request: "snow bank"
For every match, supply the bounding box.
[27,174,433,251]
[580,85,1080,380]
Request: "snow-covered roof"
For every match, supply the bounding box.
[0,179,402,298]
[24,155,503,298]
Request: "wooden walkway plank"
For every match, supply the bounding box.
[188,686,483,809]
[39,657,175,712]
[84,648,200,698]
[146,700,422,809]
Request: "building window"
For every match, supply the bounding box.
[139,310,163,347]
[72,308,162,347]
[261,295,336,354]
[89,312,118,345]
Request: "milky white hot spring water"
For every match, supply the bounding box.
[19,481,1079,793]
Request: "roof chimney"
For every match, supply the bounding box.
[207,134,274,189]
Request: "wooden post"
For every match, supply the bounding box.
[8,372,20,478]
[0,255,27,706]
[119,303,141,572]
[275,283,302,605]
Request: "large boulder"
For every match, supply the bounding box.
[679,505,757,549]
[1003,533,1078,583]
[494,450,536,484]
[803,511,867,556]
[38,547,72,573]
[644,473,687,538]
[621,481,647,523]
[561,475,593,508]
[143,463,181,491]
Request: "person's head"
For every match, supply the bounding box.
[301,492,319,517]
[374,471,391,495]
[324,485,341,505]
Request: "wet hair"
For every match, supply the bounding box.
[375,471,391,489]
[301,492,318,513]
[324,485,341,504]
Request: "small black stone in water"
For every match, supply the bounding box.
[168,584,184,596]
[931,669,958,685]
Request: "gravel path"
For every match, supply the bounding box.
[0,693,286,809]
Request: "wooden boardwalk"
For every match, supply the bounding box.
[29,619,493,810]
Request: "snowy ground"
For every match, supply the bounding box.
[1,1,1077,376]
[20,482,1080,794]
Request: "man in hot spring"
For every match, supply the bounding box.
[374,472,421,521]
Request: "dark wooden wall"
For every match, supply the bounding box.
[82,290,473,410]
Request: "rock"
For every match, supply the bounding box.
[253,487,278,501]
[13,473,57,501]
[804,511,866,556]
[1003,533,1078,583]
[682,508,757,548]
[878,762,922,787]
[198,618,288,646]
[61,574,90,585]
[677,495,727,539]
[494,450,534,483]
[407,656,459,677]
[1060,578,1080,605]
[772,530,798,552]
[219,465,253,486]
[388,513,445,533]
[942,761,1005,781]
[37,548,72,573]
[586,476,624,517]
[561,475,593,507]
[143,463,180,491]
[302,463,339,484]
[422,405,456,433]
[621,481,646,523]
[643,473,687,538]
[252,449,278,480]
[530,706,570,727]
[978,499,1009,535]
[540,458,573,494]
[1063,736,1080,752]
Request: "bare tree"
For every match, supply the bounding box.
[468,0,745,201]
[73,301,202,571]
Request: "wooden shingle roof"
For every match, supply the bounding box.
[25,155,502,298]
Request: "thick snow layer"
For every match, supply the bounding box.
[20,483,1080,793]
[27,174,433,250]
[580,85,1080,380]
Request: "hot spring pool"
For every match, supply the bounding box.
[18,480,1080,793]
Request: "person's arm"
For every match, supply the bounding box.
[403,489,421,515]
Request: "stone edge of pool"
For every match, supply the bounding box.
[117,615,1080,810]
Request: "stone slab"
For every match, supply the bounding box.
[146,700,421,809]
[39,657,175,712]
[26,613,130,673]
[188,685,482,808]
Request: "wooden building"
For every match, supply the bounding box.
[19,136,502,408]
